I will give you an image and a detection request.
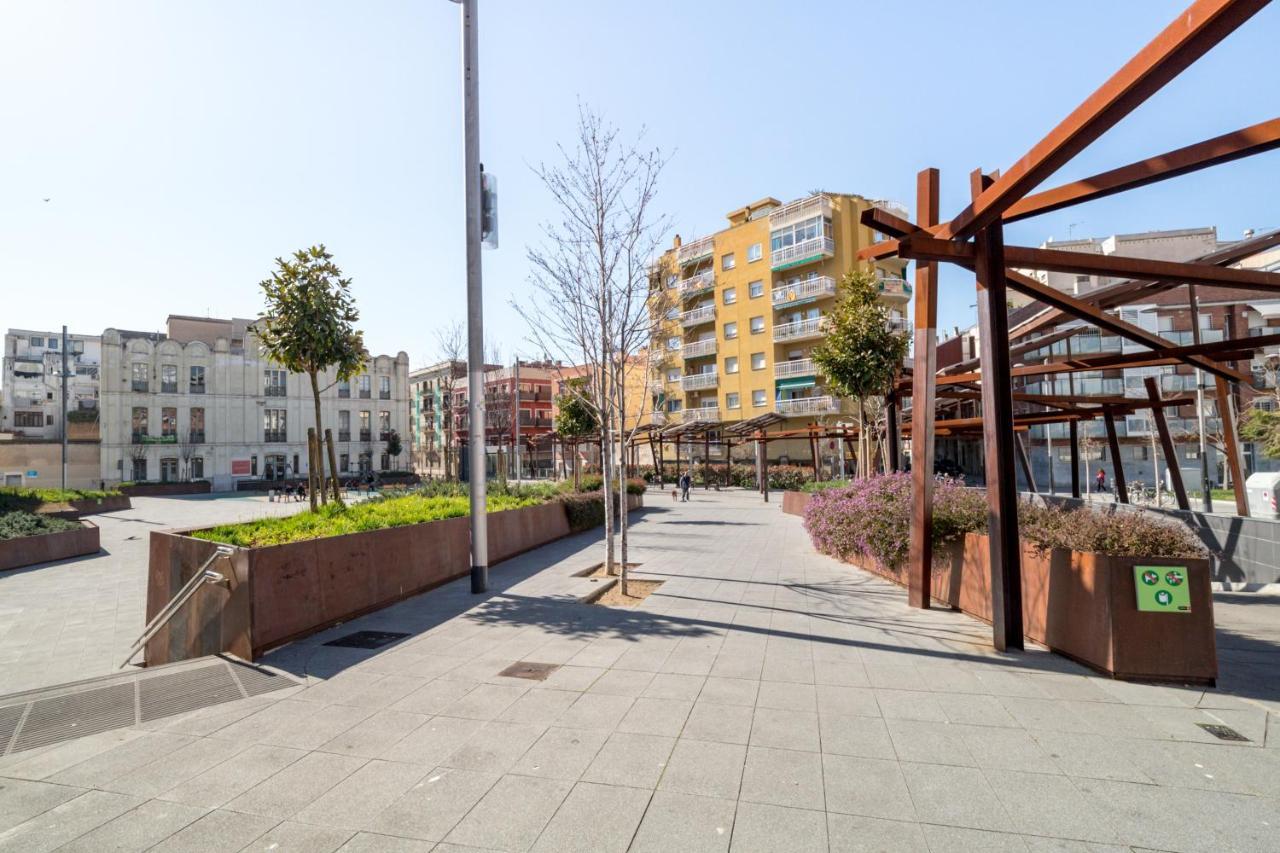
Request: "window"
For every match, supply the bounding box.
[381,453,390,471]
[667,336,681,350]
[29,336,43,347]
[749,316,765,334]
[1129,446,1149,461]
[358,375,371,399]
[747,242,762,263]
[132,363,149,392]
[265,369,287,397]
[48,338,58,351]
[189,408,205,443]
[14,411,41,428]
[1074,274,1090,290]
[162,408,177,437]
[726,392,741,409]
[340,453,350,472]
[160,457,178,483]
[666,368,680,383]
[666,306,679,319]
[132,458,148,482]
[379,376,391,400]
[724,322,738,339]
[190,457,204,479]
[725,356,739,374]
[189,366,205,393]
[264,409,287,442]
[359,411,371,441]
[131,407,148,442]
[751,352,766,370]
[752,389,767,408]
[723,287,737,305]
[69,339,84,355]
[770,214,830,253]
[159,364,177,394]
[338,410,351,441]
[379,411,391,439]
[251,455,258,477]
[749,280,764,299]
[721,253,735,271]
[338,379,351,398]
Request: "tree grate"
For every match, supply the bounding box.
[323,631,411,650]
[0,656,299,756]
[1197,723,1250,742]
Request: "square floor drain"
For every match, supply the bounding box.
[498,662,561,681]
[323,631,411,650]
[1197,723,1250,742]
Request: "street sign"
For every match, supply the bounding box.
[26,470,38,478]
[1134,565,1191,613]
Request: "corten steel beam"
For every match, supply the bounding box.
[897,236,1280,294]
[704,432,710,490]
[1144,376,1191,511]
[762,428,770,503]
[941,326,1081,376]
[902,411,1095,432]
[1069,420,1082,498]
[1015,433,1038,493]
[1214,376,1251,516]
[923,345,1258,387]
[944,0,1269,241]
[972,171,1023,653]
[1103,410,1130,504]
[886,393,901,472]
[909,167,940,610]
[1003,117,1280,222]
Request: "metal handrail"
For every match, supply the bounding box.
[119,545,233,669]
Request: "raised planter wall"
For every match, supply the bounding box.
[0,522,100,572]
[145,493,643,666]
[782,490,813,516]
[36,495,132,517]
[122,481,212,497]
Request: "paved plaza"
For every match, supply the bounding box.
[1,489,1279,851]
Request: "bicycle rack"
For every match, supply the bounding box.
[119,545,235,669]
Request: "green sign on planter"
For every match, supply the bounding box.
[1134,565,1191,613]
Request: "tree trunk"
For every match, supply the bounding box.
[309,372,326,509]
[325,428,343,506]
[617,382,630,596]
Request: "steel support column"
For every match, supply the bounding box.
[908,167,940,610]
[1069,419,1081,498]
[1215,376,1250,516]
[1103,411,1129,504]
[1144,377,1190,511]
[886,393,901,472]
[1015,433,1037,493]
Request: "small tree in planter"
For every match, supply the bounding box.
[555,378,597,491]
[385,430,403,472]
[255,245,366,510]
[812,272,909,478]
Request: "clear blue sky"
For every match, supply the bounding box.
[2,0,1277,364]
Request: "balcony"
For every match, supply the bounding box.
[132,380,149,393]
[775,358,818,379]
[677,270,715,299]
[677,235,714,267]
[265,385,286,398]
[338,430,351,442]
[772,276,836,308]
[161,382,178,394]
[681,371,718,391]
[769,194,832,231]
[876,277,913,301]
[359,429,372,442]
[131,431,147,445]
[773,317,827,342]
[649,411,668,426]
[682,339,717,359]
[264,430,287,443]
[680,305,716,327]
[359,389,372,399]
[777,395,842,417]
[189,383,206,395]
[886,317,910,334]
[188,431,205,444]
[338,387,351,399]
[771,236,835,271]
[682,404,720,423]
[872,199,910,219]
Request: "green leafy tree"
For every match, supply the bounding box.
[1241,407,1280,459]
[256,245,366,509]
[555,378,598,491]
[385,430,403,469]
[812,271,910,477]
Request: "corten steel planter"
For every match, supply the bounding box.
[35,495,132,517]
[782,491,813,516]
[0,521,100,572]
[842,533,1216,684]
[144,496,636,667]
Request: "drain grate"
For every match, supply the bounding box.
[498,661,561,681]
[1197,723,1250,742]
[0,656,300,757]
[323,630,411,650]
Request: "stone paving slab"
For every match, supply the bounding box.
[0,489,1278,851]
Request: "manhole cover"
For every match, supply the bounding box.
[323,631,411,650]
[1197,723,1250,742]
[498,662,561,681]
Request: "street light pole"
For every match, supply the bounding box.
[455,0,487,592]
[61,325,69,490]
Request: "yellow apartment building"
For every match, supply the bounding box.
[649,192,909,463]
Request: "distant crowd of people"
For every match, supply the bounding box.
[272,472,383,502]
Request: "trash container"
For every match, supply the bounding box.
[1244,472,1280,519]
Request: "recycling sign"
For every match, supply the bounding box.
[1134,565,1191,613]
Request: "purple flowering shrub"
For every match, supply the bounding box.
[803,474,1206,568]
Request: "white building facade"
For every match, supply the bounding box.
[99,317,410,491]
[2,329,102,439]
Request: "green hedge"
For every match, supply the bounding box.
[0,511,81,541]
[0,486,122,513]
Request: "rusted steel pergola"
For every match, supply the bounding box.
[857,0,1280,650]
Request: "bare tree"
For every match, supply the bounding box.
[433,321,465,481]
[522,105,668,591]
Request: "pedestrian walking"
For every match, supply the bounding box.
[679,472,691,502]
[1095,468,1108,494]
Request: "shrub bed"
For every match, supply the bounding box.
[0,510,82,541]
[803,473,1205,570]
[0,486,122,513]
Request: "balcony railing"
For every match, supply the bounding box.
[768,194,832,231]
[189,383,206,394]
[681,371,718,391]
[682,405,720,423]
[132,380,149,393]
[265,386,286,397]
[771,236,835,271]
[131,432,147,445]
[264,430,287,443]
[379,390,391,400]
[777,395,841,417]
[773,317,827,342]
[772,276,836,308]
[338,387,351,398]
[682,339,717,359]
[677,235,714,266]
[872,199,910,219]
[876,277,913,300]
[359,389,371,399]
[161,382,178,394]
[680,305,716,327]
[359,429,372,442]
[677,270,715,299]
[774,358,817,379]
[886,317,910,333]
[187,431,205,444]
[649,411,668,426]
[338,430,351,442]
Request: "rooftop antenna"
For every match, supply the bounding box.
[1067,222,1083,239]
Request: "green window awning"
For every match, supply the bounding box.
[775,376,816,390]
